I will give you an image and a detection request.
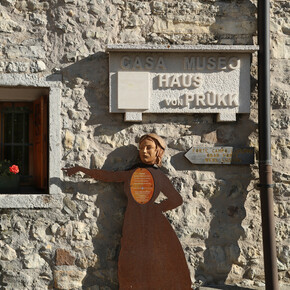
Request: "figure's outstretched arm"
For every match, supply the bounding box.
[158,173,183,212]
[62,166,128,183]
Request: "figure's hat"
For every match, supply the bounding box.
[139,133,166,150]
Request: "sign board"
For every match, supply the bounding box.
[185,146,255,165]
[107,45,258,122]
[130,168,154,204]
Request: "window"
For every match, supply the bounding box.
[0,89,48,193]
[0,76,62,208]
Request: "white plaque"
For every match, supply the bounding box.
[118,71,150,110]
[107,45,258,122]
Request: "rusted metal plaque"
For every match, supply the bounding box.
[130,168,154,204]
[185,146,255,164]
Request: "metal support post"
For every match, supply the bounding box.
[258,0,279,289]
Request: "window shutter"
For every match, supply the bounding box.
[33,96,48,189]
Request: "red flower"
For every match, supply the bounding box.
[9,165,19,174]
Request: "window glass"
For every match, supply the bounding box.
[14,112,25,143]
[0,100,47,193]
[4,112,12,143]
[1,106,30,176]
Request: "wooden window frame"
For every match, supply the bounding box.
[0,97,48,193]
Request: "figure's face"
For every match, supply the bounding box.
[139,139,158,165]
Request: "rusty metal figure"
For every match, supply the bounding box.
[63,133,191,289]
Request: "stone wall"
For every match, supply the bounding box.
[0,0,289,289]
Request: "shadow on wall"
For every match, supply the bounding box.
[61,51,132,134]
[61,51,108,84]
[55,149,253,288]
[171,151,252,286]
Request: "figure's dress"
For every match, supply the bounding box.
[117,167,191,290]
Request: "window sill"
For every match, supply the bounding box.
[0,193,63,208]
[0,186,47,194]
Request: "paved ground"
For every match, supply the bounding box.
[198,284,290,290]
[198,287,255,290]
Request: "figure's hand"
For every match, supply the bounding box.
[62,166,81,176]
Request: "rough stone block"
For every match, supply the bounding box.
[6,61,29,73]
[0,244,17,261]
[5,45,46,59]
[63,130,75,149]
[201,131,218,144]
[54,267,86,289]
[24,253,46,269]
[55,249,76,266]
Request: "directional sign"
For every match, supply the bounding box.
[185,146,255,165]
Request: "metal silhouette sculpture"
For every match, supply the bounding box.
[63,133,191,289]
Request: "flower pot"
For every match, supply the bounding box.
[0,175,20,193]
